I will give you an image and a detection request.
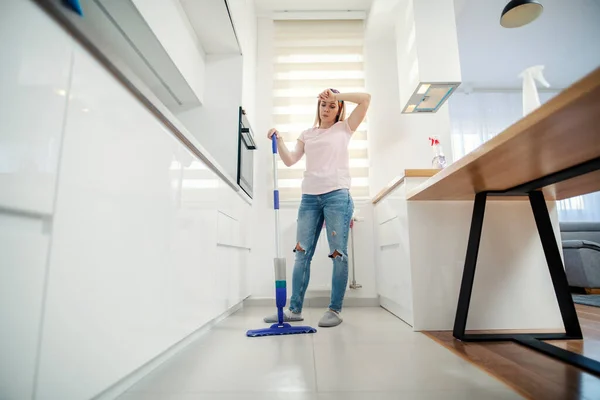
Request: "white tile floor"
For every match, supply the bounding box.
[118,307,523,400]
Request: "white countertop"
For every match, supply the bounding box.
[371,169,440,204]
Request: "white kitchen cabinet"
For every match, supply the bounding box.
[34,43,235,400]
[0,2,72,399]
[0,214,50,400]
[373,190,414,326]
[1,2,252,399]
[0,1,72,215]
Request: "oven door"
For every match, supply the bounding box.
[237,107,256,198]
[238,135,254,198]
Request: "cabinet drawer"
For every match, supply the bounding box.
[377,217,402,248]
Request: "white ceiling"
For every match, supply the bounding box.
[454,0,600,89]
[254,0,374,13]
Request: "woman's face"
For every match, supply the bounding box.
[319,99,340,125]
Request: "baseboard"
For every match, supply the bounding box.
[243,297,277,307]
[379,295,413,327]
[244,295,379,308]
[92,300,246,400]
[308,296,380,308]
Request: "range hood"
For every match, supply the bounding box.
[402,82,460,114]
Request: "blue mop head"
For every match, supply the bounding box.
[245,287,316,337]
[246,323,316,337]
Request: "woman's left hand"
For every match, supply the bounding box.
[318,89,337,102]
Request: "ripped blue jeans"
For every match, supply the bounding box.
[289,189,354,313]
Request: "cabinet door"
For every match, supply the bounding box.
[34,44,221,400]
[0,1,73,215]
[0,2,72,399]
[0,214,50,400]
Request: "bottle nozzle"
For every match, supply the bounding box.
[519,65,550,87]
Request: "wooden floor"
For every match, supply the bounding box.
[425,304,600,400]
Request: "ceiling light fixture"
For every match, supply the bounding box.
[500,0,544,28]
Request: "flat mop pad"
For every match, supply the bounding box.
[246,135,316,338]
[247,323,316,337]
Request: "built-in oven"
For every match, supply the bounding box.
[237,107,256,198]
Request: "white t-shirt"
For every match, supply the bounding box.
[298,119,353,195]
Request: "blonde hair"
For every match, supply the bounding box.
[313,98,346,128]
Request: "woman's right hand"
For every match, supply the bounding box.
[267,128,280,140]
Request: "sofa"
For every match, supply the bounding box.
[560,222,600,290]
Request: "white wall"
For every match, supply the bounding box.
[364,26,404,195]
[249,17,378,304]
[397,108,453,170]
[249,17,276,298]
[366,0,453,196]
[229,0,258,124]
[176,54,243,180]
[0,2,250,399]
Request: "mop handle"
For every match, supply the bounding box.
[272,135,281,258]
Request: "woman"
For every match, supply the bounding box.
[264,88,371,328]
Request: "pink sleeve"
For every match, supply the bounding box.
[343,119,354,135]
[298,129,307,143]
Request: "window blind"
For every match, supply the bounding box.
[272,19,369,200]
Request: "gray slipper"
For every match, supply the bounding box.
[263,310,304,323]
[318,310,343,327]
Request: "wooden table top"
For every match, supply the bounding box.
[408,67,600,201]
[372,169,439,204]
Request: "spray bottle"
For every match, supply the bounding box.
[519,65,550,116]
[429,136,446,169]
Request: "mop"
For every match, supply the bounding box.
[246,136,317,337]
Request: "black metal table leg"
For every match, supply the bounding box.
[453,192,487,340]
[451,190,600,375]
[529,190,583,339]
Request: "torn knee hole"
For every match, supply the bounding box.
[293,242,306,253]
[328,250,343,259]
